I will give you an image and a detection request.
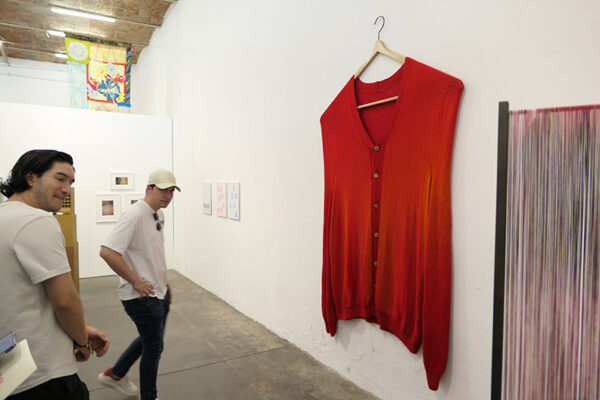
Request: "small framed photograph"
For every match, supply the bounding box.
[123,193,143,211]
[96,194,121,222]
[110,172,134,190]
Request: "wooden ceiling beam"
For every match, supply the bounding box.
[3,44,63,57]
[49,4,161,28]
[7,0,161,29]
[0,20,150,47]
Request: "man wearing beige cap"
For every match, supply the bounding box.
[97,169,180,400]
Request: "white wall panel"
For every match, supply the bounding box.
[0,102,173,278]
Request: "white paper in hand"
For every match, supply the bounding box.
[0,339,37,399]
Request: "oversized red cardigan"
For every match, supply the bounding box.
[320,58,463,391]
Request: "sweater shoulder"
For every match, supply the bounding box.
[410,58,463,91]
[320,77,353,125]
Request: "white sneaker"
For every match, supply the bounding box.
[97,371,139,397]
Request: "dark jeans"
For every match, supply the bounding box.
[112,293,170,400]
[7,374,88,400]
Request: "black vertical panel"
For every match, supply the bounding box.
[491,101,509,400]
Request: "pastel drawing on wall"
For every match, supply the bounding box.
[216,182,227,218]
[227,182,240,221]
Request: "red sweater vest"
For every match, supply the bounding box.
[320,58,464,391]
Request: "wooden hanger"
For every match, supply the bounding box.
[355,16,405,110]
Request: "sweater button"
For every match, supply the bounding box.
[373,172,380,179]
[373,261,378,267]
[374,145,380,151]
[374,203,379,209]
[374,232,379,238]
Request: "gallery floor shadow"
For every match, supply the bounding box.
[77,270,379,400]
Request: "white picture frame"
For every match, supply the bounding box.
[109,172,135,190]
[216,182,227,218]
[96,194,121,222]
[227,182,240,221]
[123,193,143,212]
[203,182,212,215]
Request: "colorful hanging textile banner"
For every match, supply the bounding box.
[67,62,87,109]
[64,33,132,112]
[87,43,129,112]
[65,37,91,108]
[65,37,90,64]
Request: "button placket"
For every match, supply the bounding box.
[370,144,383,293]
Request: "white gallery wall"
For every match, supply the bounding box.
[129,1,600,399]
[0,102,173,278]
[0,59,69,107]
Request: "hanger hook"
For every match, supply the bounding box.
[373,16,385,41]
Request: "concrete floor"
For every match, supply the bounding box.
[77,270,379,400]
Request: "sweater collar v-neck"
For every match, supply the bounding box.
[348,57,412,149]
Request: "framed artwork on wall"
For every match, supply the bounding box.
[227,182,240,221]
[123,193,143,212]
[96,194,121,223]
[203,182,212,215]
[216,182,227,218]
[110,172,134,190]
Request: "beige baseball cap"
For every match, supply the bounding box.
[148,169,181,191]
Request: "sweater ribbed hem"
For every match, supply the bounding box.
[336,306,420,353]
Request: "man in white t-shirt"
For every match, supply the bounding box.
[97,169,180,400]
[0,150,110,400]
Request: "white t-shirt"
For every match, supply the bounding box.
[101,199,168,301]
[0,201,77,394]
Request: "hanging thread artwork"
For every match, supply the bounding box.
[502,105,600,399]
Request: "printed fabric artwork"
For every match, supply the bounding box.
[320,58,463,391]
[87,43,131,112]
[65,37,90,64]
[65,37,90,109]
[67,62,87,109]
[64,34,131,112]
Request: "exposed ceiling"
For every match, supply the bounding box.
[0,0,177,65]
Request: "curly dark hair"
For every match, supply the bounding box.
[0,150,74,198]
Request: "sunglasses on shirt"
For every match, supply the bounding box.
[153,213,163,231]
